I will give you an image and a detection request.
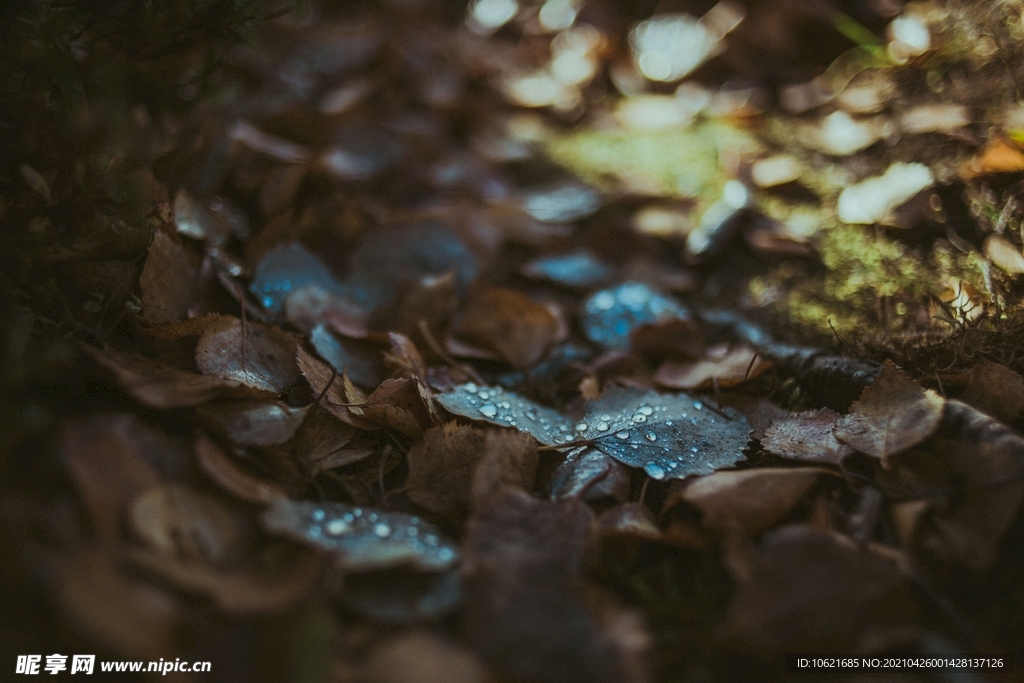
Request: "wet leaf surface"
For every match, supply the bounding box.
[436,383,573,445]
[262,499,458,571]
[580,385,751,480]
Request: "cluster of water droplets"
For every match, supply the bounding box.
[264,500,458,570]
[436,382,573,445]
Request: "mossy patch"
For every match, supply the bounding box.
[545,120,760,213]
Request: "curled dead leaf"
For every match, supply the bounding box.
[761,409,855,465]
[196,316,300,393]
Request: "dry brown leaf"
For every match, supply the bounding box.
[361,631,489,683]
[140,230,200,323]
[405,423,487,523]
[383,331,427,378]
[960,360,1024,423]
[60,414,162,543]
[471,429,540,509]
[196,399,309,446]
[961,137,1024,179]
[195,435,288,505]
[130,484,246,565]
[629,318,704,359]
[653,343,767,390]
[598,503,664,544]
[84,345,258,408]
[286,405,375,477]
[123,547,324,616]
[456,288,564,368]
[671,468,832,534]
[51,548,179,659]
[297,346,378,429]
[196,316,300,393]
[833,361,944,465]
[914,401,1024,571]
[761,409,855,465]
[722,527,916,658]
[348,377,439,437]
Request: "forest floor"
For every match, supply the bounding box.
[3,1,1024,681]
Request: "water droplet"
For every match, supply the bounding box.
[478,391,490,400]
[352,508,363,517]
[438,547,455,562]
[374,522,391,538]
[408,526,419,537]
[665,420,673,426]
[630,444,639,449]
[691,446,699,453]
[615,431,630,439]
[595,421,609,432]
[464,383,478,393]
[262,296,274,308]
[343,513,355,523]
[632,414,647,423]
[368,513,379,522]
[691,417,698,425]
[644,462,667,479]
[592,291,616,311]
[308,525,323,537]
[693,401,703,410]
[424,534,438,546]
[526,410,538,421]
[500,401,511,409]
[479,403,498,418]
[326,519,350,535]
[576,422,589,432]
[638,405,654,416]
[645,432,657,441]
[311,509,326,522]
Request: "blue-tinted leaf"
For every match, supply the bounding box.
[251,243,349,314]
[522,251,614,288]
[581,385,750,480]
[435,383,573,446]
[262,499,458,571]
[582,281,687,349]
[518,180,601,223]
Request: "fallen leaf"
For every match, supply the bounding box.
[196,400,309,446]
[669,468,833,534]
[722,527,916,658]
[961,137,1024,179]
[250,242,350,316]
[139,230,200,323]
[761,409,855,465]
[471,429,540,508]
[461,488,622,683]
[84,345,257,408]
[521,251,615,289]
[262,499,458,571]
[405,423,487,523]
[130,484,246,565]
[337,568,462,623]
[580,385,751,480]
[348,377,438,437]
[960,360,1024,423]
[630,318,704,360]
[834,361,944,465]
[361,631,488,683]
[195,435,288,505]
[436,383,573,445]
[383,331,427,379]
[654,343,767,389]
[196,317,300,393]
[50,548,179,659]
[456,288,564,368]
[123,546,324,616]
[550,447,632,503]
[582,282,687,349]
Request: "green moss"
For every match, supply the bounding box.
[750,223,990,338]
[545,120,759,214]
